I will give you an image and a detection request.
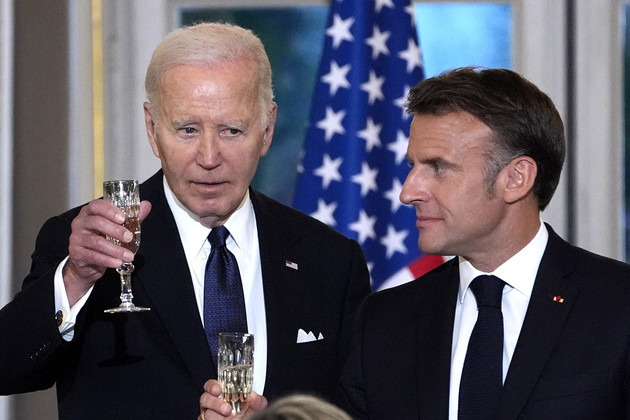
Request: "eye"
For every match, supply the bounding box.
[179,127,197,135]
[432,162,446,174]
[221,127,243,137]
[423,158,451,176]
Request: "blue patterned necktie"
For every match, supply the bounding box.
[458,275,506,420]
[203,226,248,364]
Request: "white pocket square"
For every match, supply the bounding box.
[296,328,324,343]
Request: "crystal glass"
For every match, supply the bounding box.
[102,179,150,313]
[217,332,254,416]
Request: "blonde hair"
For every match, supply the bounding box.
[144,22,274,128]
[250,395,352,420]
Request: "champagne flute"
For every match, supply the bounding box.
[217,332,254,416]
[103,179,150,313]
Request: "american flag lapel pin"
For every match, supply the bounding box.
[552,295,564,303]
[285,260,299,270]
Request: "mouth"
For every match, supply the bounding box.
[416,215,441,228]
[191,180,228,192]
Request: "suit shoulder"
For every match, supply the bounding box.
[547,224,630,277]
[365,259,456,306]
[567,245,630,288]
[543,231,630,306]
[550,230,630,277]
[250,189,355,243]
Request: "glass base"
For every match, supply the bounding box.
[104,303,151,314]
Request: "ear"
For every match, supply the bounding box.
[503,156,537,204]
[260,102,277,156]
[144,102,161,159]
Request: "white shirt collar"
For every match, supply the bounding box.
[458,221,549,303]
[162,176,255,261]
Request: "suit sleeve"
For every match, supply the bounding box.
[337,240,371,372]
[336,294,370,419]
[0,211,79,394]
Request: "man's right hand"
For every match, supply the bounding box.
[199,379,267,420]
[63,199,152,306]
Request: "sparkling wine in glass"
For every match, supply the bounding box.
[103,179,150,313]
[217,332,254,417]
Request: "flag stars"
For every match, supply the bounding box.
[380,224,409,258]
[293,0,426,289]
[321,61,351,96]
[357,118,382,152]
[398,38,423,73]
[361,70,385,105]
[326,14,355,49]
[404,4,415,19]
[384,178,405,213]
[374,0,395,13]
[311,199,338,227]
[314,154,343,189]
[349,210,377,244]
[387,130,409,165]
[316,106,346,141]
[404,4,418,26]
[365,25,391,59]
[393,85,411,119]
[352,162,379,196]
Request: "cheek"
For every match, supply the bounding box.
[237,152,262,181]
[433,181,485,223]
[233,142,264,167]
[157,144,194,174]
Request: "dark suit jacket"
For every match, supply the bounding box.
[0,170,371,419]
[338,225,630,419]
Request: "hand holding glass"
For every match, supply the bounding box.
[103,180,150,313]
[217,332,254,417]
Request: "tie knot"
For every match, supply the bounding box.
[208,225,230,248]
[469,275,505,309]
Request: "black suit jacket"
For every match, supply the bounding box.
[0,171,371,419]
[338,225,630,419]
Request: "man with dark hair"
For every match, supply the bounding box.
[338,67,630,419]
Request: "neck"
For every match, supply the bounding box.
[465,211,541,273]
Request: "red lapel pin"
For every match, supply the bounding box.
[552,295,564,303]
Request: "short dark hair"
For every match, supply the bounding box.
[406,67,565,210]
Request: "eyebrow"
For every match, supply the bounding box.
[222,121,248,132]
[421,157,450,166]
[420,156,459,172]
[171,119,197,129]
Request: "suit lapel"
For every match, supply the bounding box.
[132,172,214,387]
[249,190,307,394]
[414,260,459,419]
[501,228,577,419]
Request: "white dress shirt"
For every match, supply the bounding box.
[55,177,268,394]
[448,222,548,420]
[164,178,267,394]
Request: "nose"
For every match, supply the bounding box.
[196,134,220,169]
[400,168,428,205]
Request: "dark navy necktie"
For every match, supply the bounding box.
[203,226,248,364]
[458,275,506,420]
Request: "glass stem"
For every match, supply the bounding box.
[117,263,135,307]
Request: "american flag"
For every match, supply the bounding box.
[293,0,444,291]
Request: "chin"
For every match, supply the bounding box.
[418,241,445,256]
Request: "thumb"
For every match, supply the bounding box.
[246,392,268,416]
[139,200,152,221]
